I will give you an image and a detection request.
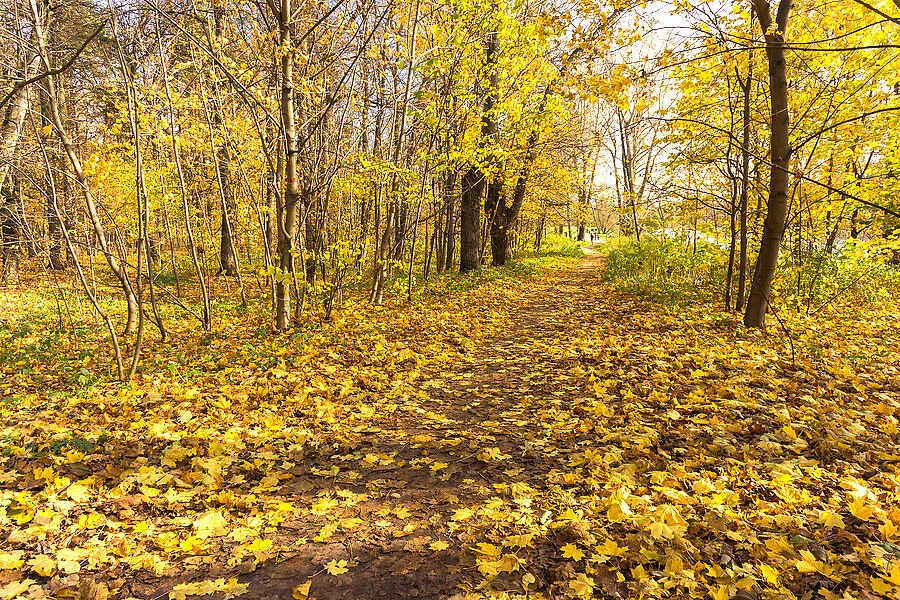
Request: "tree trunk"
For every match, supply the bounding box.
[276,0,300,330]
[736,51,753,311]
[40,81,65,270]
[744,0,792,329]
[443,170,455,271]
[459,166,482,272]
[1,171,20,284]
[460,27,498,272]
[726,177,738,310]
[208,7,238,277]
[0,49,39,195]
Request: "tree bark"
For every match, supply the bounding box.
[460,27,499,272]
[744,0,792,329]
[0,49,38,195]
[40,77,65,270]
[1,171,20,283]
[276,0,300,330]
[206,6,239,277]
[736,51,753,312]
[459,165,483,272]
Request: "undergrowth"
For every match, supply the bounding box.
[602,236,725,306]
[0,241,578,397]
[603,235,900,315]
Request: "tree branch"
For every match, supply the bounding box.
[851,0,900,24]
[0,20,106,114]
[655,115,900,220]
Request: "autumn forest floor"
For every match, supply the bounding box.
[1,248,900,600]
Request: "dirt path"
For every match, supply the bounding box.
[227,254,609,600]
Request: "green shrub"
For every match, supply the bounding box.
[775,244,900,313]
[530,234,584,258]
[603,237,727,305]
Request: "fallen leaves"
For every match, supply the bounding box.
[324,559,349,576]
[560,543,584,561]
[0,253,898,600]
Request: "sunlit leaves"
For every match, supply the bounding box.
[560,543,584,561]
[324,559,349,576]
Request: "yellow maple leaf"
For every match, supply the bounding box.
[194,510,227,538]
[569,573,594,599]
[245,538,273,553]
[505,534,534,548]
[180,535,207,554]
[649,520,673,540]
[561,543,584,561]
[709,585,730,600]
[451,508,474,521]
[883,563,900,586]
[0,552,23,570]
[882,520,898,541]
[607,500,631,522]
[795,559,818,573]
[870,576,894,595]
[311,497,340,515]
[429,540,449,551]
[477,558,502,580]
[478,447,508,462]
[758,563,779,585]
[0,579,34,598]
[292,581,312,599]
[28,554,55,577]
[66,483,92,502]
[133,521,151,534]
[595,538,626,557]
[473,543,502,559]
[58,559,80,574]
[820,511,845,529]
[849,498,876,521]
[325,559,349,576]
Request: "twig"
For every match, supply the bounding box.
[0,21,106,113]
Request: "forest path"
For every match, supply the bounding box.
[232,251,618,600]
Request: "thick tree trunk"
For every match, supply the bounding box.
[487,182,507,267]
[744,0,792,329]
[459,166,482,272]
[443,170,455,271]
[460,29,498,272]
[0,50,38,195]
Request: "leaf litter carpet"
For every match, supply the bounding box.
[1,254,900,600]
